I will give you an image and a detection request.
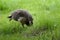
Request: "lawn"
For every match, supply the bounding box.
[0,0,60,40]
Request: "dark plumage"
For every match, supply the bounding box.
[8,9,33,27]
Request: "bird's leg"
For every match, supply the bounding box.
[22,23,24,28]
[9,18,12,21]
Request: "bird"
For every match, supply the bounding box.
[8,9,33,27]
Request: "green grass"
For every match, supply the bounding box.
[0,0,60,40]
